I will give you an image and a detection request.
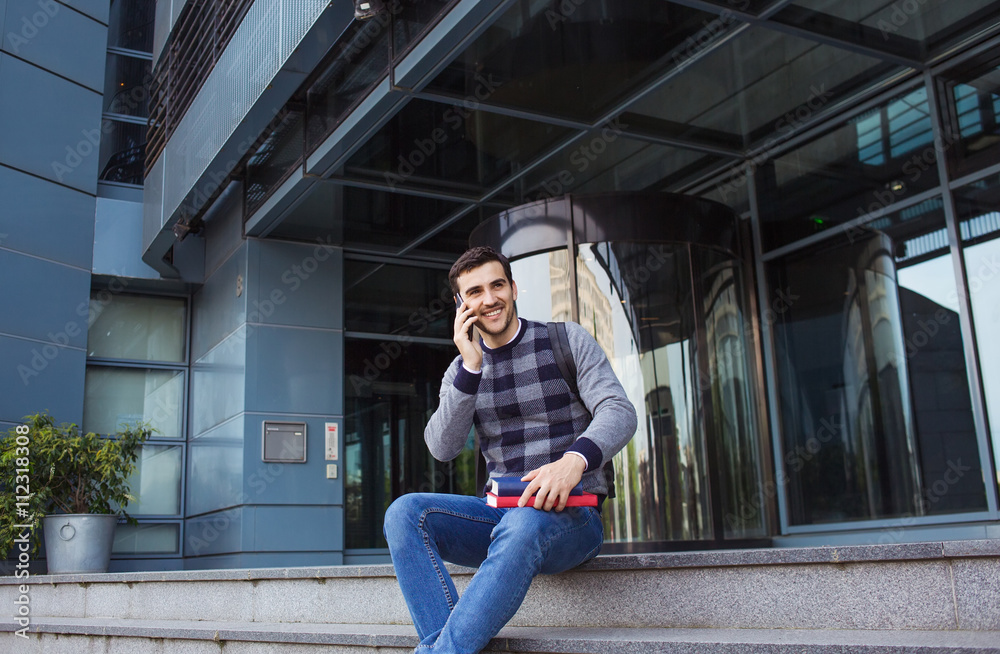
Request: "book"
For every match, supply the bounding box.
[489,477,583,496]
[486,492,598,508]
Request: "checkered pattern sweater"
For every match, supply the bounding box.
[425,319,637,496]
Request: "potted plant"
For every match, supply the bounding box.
[0,412,151,574]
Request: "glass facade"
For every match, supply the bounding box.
[344,261,477,549]
[113,0,1000,567]
[480,194,770,550]
[100,0,153,187]
[954,174,1000,459]
[84,292,188,557]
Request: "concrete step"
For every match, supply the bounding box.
[5,617,1000,653]
[4,541,999,634]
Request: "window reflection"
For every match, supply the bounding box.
[785,0,1000,51]
[427,1,726,122]
[578,243,706,543]
[344,260,453,338]
[759,86,939,251]
[768,201,988,524]
[83,367,185,439]
[954,173,1000,483]
[344,339,475,550]
[626,26,896,149]
[510,239,767,546]
[940,53,1000,177]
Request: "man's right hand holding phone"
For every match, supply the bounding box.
[454,295,482,372]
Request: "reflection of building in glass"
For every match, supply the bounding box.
[574,255,615,360]
[4,0,1000,571]
[549,249,573,322]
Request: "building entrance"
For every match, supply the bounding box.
[472,193,773,550]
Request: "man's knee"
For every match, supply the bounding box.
[383,493,426,544]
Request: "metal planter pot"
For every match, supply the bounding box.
[42,514,118,574]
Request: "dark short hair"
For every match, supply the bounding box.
[448,246,513,294]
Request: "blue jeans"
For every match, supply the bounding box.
[383,493,604,654]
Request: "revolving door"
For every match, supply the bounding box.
[471,193,773,551]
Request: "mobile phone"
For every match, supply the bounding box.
[455,293,474,341]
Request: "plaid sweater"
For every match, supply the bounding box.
[425,319,637,496]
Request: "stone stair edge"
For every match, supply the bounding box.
[2,617,1000,652]
[4,539,998,587]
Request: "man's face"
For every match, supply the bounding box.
[456,260,518,341]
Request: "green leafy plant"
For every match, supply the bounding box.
[0,412,152,556]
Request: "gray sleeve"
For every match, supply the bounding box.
[564,321,638,469]
[423,355,479,462]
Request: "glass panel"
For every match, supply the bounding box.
[954,173,1000,479]
[626,26,898,149]
[345,340,475,549]
[118,445,183,515]
[699,247,766,538]
[510,249,573,323]
[427,2,732,122]
[784,0,1000,52]
[511,244,715,544]
[112,523,180,555]
[696,0,778,12]
[759,86,940,251]
[267,186,487,256]
[246,111,305,216]
[103,54,151,117]
[939,54,1000,178]
[517,135,723,201]
[391,0,455,60]
[768,199,988,525]
[84,367,184,439]
[344,260,453,338]
[701,169,751,214]
[98,120,145,185]
[574,242,711,544]
[342,99,572,195]
[305,19,390,154]
[109,0,156,53]
[87,294,186,362]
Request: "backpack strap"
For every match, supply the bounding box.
[547,322,578,398]
[547,322,617,499]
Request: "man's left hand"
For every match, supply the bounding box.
[519,455,587,512]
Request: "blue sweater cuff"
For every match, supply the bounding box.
[453,365,481,395]
[567,437,603,471]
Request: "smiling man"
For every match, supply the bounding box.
[383,246,637,654]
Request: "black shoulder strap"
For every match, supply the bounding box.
[547,322,617,499]
[547,322,578,399]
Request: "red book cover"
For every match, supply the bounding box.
[486,492,598,508]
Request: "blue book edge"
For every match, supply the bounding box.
[489,477,583,496]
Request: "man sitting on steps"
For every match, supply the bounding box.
[384,246,638,653]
